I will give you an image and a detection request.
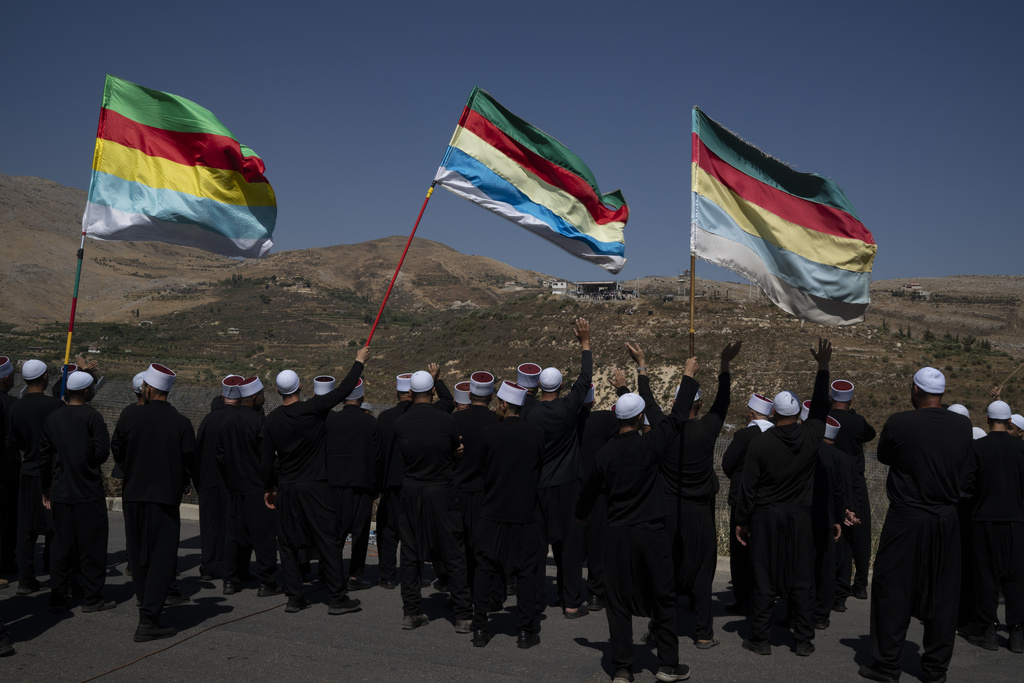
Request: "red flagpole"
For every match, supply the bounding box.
[365,181,436,347]
[60,227,88,398]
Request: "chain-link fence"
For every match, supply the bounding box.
[81,381,890,554]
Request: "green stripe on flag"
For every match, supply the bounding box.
[102,75,237,139]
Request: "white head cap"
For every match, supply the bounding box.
[914,367,945,394]
[66,371,94,392]
[830,380,855,402]
[453,381,471,405]
[748,393,773,416]
[22,359,47,381]
[1011,414,1024,431]
[238,376,264,398]
[132,371,147,394]
[361,402,373,412]
[346,378,364,401]
[539,367,563,392]
[614,393,646,420]
[585,383,595,404]
[772,391,801,417]
[800,400,812,422]
[987,400,1012,420]
[276,369,300,395]
[0,356,12,379]
[144,363,176,392]
[947,404,970,418]
[825,415,841,441]
[395,373,412,393]
[469,371,495,397]
[313,375,335,396]
[972,427,987,440]
[517,363,541,388]
[410,370,434,393]
[497,380,527,406]
[221,374,244,399]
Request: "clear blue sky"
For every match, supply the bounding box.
[3,1,1021,284]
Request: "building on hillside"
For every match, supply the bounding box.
[550,281,568,295]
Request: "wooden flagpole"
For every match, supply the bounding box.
[688,252,696,356]
[60,226,88,398]
[365,181,437,347]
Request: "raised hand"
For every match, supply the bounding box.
[355,346,371,365]
[625,342,645,367]
[811,338,833,369]
[720,341,742,371]
[428,362,440,380]
[611,367,628,390]
[684,356,699,378]
[573,318,591,345]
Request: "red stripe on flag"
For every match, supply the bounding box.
[97,108,270,184]
[693,133,874,245]
[462,109,628,226]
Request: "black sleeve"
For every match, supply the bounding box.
[112,414,127,468]
[90,412,110,468]
[709,371,731,422]
[736,439,764,525]
[804,369,831,443]
[434,379,455,413]
[575,462,602,521]
[180,417,198,492]
[39,417,54,493]
[644,375,699,454]
[260,423,277,490]
[877,419,896,467]
[722,430,749,479]
[309,361,365,416]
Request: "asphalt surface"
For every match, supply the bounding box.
[0,513,1019,682]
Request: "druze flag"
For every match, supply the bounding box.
[435,87,628,273]
[691,108,876,325]
[82,75,276,258]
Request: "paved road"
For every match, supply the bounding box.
[0,513,1018,682]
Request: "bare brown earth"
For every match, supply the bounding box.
[2,172,1023,432]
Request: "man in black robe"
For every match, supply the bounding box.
[720,392,775,615]
[218,376,280,597]
[471,380,545,649]
[577,353,699,683]
[735,338,833,657]
[39,371,114,613]
[393,369,471,632]
[641,340,739,648]
[260,348,368,615]
[859,366,974,683]
[7,360,61,594]
[525,317,592,618]
[375,366,454,589]
[114,363,197,641]
[811,416,852,630]
[324,378,380,591]
[960,400,1024,653]
[195,375,243,582]
[828,379,876,608]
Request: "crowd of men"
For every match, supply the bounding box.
[0,324,1022,682]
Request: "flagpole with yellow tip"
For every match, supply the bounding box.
[61,226,88,398]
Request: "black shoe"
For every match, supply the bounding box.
[454,618,473,634]
[588,595,606,611]
[164,591,189,606]
[612,669,634,683]
[82,600,116,613]
[257,584,282,598]
[16,579,40,595]
[134,624,177,642]
[742,638,771,655]
[852,585,868,600]
[1009,623,1023,653]
[725,601,749,615]
[858,665,900,682]
[0,631,13,657]
[695,638,720,649]
[966,633,999,650]
[223,581,239,595]
[402,613,428,630]
[347,577,372,591]
[832,599,847,613]
[125,564,132,577]
[285,597,311,613]
[327,596,361,615]
[377,578,397,590]
[472,629,491,647]
[517,630,540,649]
[656,665,691,682]
[815,618,830,630]
[432,579,449,593]
[794,640,815,656]
[564,604,589,619]
[199,573,216,582]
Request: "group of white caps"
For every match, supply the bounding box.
[1,356,172,394]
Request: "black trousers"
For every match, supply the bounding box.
[16,473,51,583]
[836,480,871,599]
[748,505,815,644]
[198,486,228,579]
[276,481,347,601]
[376,486,401,583]
[728,506,753,606]
[398,485,470,618]
[458,489,483,591]
[665,497,716,640]
[604,523,678,673]
[584,492,607,602]
[813,524,838,621]
[537,480,585,610]
[869,506,960,681]
[333,486,373,579]
[50,500,108,606]
[0,458,19,570]
[226,493,278,586]
[972,520,1024,628]
[472,517,542,633]
[123,502,180,627]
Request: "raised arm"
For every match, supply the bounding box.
[310,346,370,415]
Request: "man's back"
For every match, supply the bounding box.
[394,404,459,487]
[115,402,196,505]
